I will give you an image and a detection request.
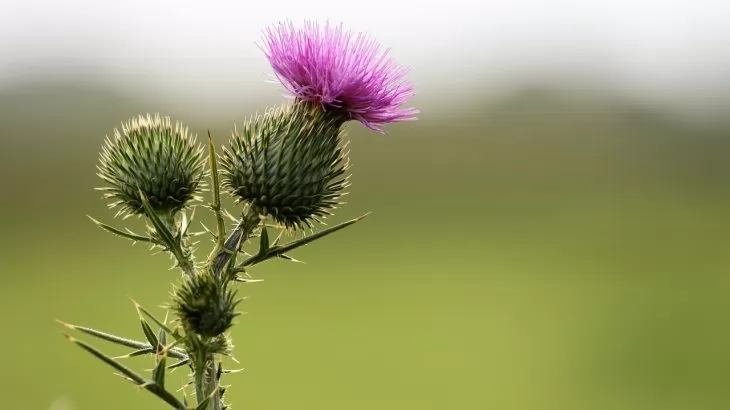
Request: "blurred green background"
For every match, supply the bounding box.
[3,81,730,410]
[3,2,730,409]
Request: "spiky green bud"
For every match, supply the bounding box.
[97,113,206,217]
[220,101,350,229]
[172,273,239,338]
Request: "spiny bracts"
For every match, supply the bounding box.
[172,272,240,338]
[220,100,350,229]
[97,113,206,217]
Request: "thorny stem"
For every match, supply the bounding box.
[204,354,222,410]
[192,344,221,410]
[212,206,261,276]
[163,212,197,277]
[194,360,206,408]
[195,207,260,409]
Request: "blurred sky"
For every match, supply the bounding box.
[1,0,730,115]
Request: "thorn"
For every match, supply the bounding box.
[56,319,75,330]
[139,381,156,389]
[112,372,137,384]
[356,211,372,220]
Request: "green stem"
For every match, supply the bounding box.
[194,352,221,410]
[163,212,197,277]
[204,355,222,410]
[212,206,261,277]
[194,362,206,407]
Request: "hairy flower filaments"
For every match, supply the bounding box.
[220,101,350,229]
[97,114,206,217]
[262,21,418,131]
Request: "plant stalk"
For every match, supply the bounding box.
[212,206,260,276]
[194,351,222,410]
[205,354,222,410]
[163,212,197,277]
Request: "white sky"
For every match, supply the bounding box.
[1,0,729,112]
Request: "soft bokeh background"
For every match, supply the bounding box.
[3,1,730,409]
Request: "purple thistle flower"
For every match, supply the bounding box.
[261,21,418,132]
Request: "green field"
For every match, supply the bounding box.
[2,83,730,409]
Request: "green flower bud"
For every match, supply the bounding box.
[172,273,239,338]
[220,101,350,229]
[97,113,206,217]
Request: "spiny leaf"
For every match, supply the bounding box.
[236,212,369,270]
[64,335,185,409]
[88,216,154,244]
[58,320,149,350]
[152,352,167,388]
[138,189,179,256]
[57,320,187,360]
[168,358,190,370]
[158,327,167,348]
[208,130,226,248]
[258,226,270,256]
[140,318,159,349]
[133,300,180,341]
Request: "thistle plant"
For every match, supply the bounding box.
[60,20,417,410]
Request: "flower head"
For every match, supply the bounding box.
[172,273,240,338]
[220,101,349,230]
[261,21,418,131]
[97,114,206,217]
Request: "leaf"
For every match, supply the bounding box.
[57,320,187,360]
[158,327,167,349]
[138,190,178,255]
[258,226,270,256]
[140,318,158,349]
[88,216,154,244]
[207,130,226,248]
[167,358,190,370]
[236,212,370,270]
[133,300,180,341]
[64,335,185,409]
[152,353,167,388]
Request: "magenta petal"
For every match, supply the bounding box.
[261,21,419,131]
